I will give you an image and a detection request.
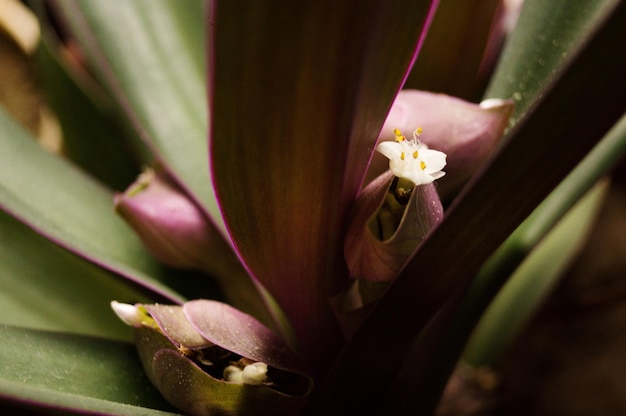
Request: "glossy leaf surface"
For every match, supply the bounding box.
[0,107,183,303]
[49,0,225,232]
[0,211,150,340]
[0,326,179,415]
[209,0,437,365]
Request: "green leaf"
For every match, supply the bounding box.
[0,106,183,303]
[49,0,225,233]
[0,210,150,340]
[35,29,144,191]
[463,182,608,366]
[0,326,180,415]
[485,0,618,125]
[327,1,626,412]
[209,0,437,368]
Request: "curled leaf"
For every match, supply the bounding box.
[145,303,212,350]
[344,170,443,283]
[151,347,310,416]
[124,301,313,416]
[373,90,513,199]
[184,300,301,371]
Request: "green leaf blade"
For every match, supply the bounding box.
[0,106,183,303]
[0,326,180,415]
[50,0,224,232]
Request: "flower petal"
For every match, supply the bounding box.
[374,90,513,198]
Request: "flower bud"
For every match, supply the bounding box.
[114,169,227,272]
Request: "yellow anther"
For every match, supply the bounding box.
[400,152,405,161]
[415,127,423,136]
[420,161,426,170]
[393,128,406,142]
[412,150,419,159]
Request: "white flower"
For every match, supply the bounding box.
[376,128,447,186]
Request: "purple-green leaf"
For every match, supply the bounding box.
[209,0,438,368]
[151,348,309,416]
[344,171,443,283]
[404,0,502,100]
[146,304,212,350]
[184,300,300,371]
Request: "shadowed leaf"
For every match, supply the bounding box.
[209,0,438,367]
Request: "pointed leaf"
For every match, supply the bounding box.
[210,0,438,365]
[0,106,182,303]
[49,0,225,233]
[485,0,618,125]
[0,326,178,415]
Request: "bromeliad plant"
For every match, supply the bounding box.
[0,0,625,415]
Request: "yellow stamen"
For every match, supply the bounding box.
[394,128,406,142]
[420,161,426,170]
[400,152,405,161]
[412,150,419,159]
[415,127,423,136]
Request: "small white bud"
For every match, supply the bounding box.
[242,362,268,385]
[223,365,244,383]
[110,301,144,327]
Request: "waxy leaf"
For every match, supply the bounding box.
[146,304,212,350]
[184,300,300,371]
[0,107,182,303]
[0,210,150,341]
[209,0,438,367]
[0,326,178,415]
[49,0,226,234]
